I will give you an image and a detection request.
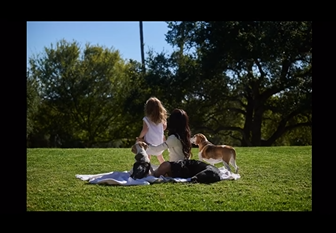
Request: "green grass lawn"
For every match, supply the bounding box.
[27,146,311,211]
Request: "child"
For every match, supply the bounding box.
[136,97,167,164]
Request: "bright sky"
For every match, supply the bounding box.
[26,21,176,68]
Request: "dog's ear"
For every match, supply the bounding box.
[131,144,137,154]
[199,134,206,142]
[195,134,200,144]
[142,142,148,150]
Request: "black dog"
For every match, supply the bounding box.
[130,142,154,179]
[130,161,151,179]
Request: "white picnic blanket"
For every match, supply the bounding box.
[75,165,240,186]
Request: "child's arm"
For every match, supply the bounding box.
[136,120,148,141]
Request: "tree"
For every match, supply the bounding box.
[28,39,134,147]
[27,71,40,139]
[165,21,312,146]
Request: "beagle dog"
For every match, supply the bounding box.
[190,133,239,174]
[130,141,154,179]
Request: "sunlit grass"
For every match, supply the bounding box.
[27,146,311,211]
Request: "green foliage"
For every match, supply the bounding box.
[28,40,139,147]
[27,22,312,148]
[27,147,312,211]
[163,21,312,146]
[27,73,40,138]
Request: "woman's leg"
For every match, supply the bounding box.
[156,154,165,164]
[153,161,171,177]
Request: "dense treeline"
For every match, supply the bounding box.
[27,21,312,148]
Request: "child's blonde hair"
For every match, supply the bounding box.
[144,97,167,125]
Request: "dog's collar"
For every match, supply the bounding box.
[200,143,210,153]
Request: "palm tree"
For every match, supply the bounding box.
[139,21,145,73]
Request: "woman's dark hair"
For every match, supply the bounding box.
[167,108,192,159]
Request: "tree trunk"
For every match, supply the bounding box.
[251,102,264,146]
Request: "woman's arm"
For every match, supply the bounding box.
[147,135,179,155]
[147,141,169,155]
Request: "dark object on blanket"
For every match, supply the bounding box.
[170,159,221,184]
[130,161,151,179]
[132,144,155,177]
